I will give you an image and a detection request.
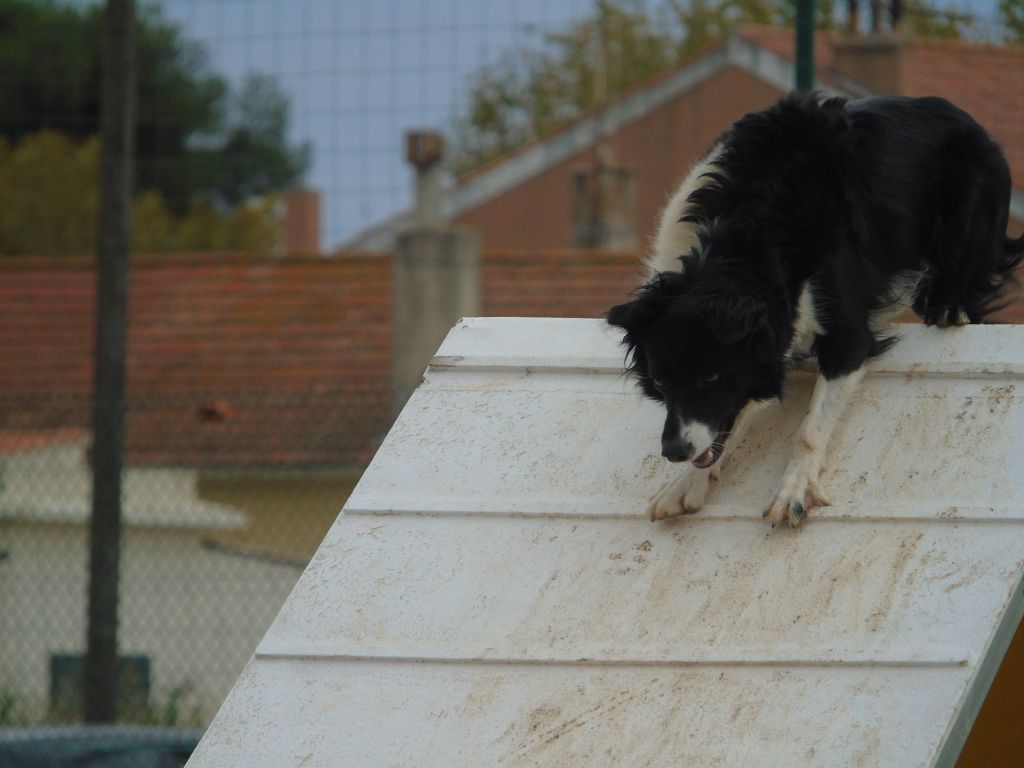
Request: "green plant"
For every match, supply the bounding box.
[132,683,204,729]
[0,685,27,725]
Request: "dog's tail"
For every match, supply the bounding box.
[1005,231,1024,265]
[948,218,1023,323]
[990,230,1024,313]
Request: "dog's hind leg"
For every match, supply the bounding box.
[765,367,865,527]
[917,136,1016,326]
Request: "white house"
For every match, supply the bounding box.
[0,435,302,723]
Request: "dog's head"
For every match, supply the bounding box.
[607,270,783,468]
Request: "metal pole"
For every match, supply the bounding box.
[870,0,883,33]
[846,0,860,33]
[795,0,816,93]
[891,0,904,32]
[85,0,135,724]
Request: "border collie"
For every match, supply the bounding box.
[607,93,1023,527]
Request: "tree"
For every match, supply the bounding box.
[449,0,1006,174]
[900,0,973,39]
[196,74,313,209]
[450,0,837,173]
[1000,0,1024,42]
[0,132,99,255]
[451,1,678,172]
[0,131,279,255]
[666,0,835,53]
[0,0,309,213]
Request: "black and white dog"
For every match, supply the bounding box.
[608,93,1023,527]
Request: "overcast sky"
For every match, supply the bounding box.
[149,1,1004,249]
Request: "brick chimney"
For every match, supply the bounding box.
[571,145,638,250]
[832,36,906,94]
[282,188,321,256]
[834,0,908,95]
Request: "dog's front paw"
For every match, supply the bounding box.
[647,468,711,521]
[764,463,831,528]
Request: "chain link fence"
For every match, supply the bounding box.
[0,0,572,730]
[1,0,1021,747]
[1,253,393,727]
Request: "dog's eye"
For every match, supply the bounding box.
[700,373,719,386]
[652,378,666,392]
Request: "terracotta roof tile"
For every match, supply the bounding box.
[0,251,643,467]
[900,40,1024,184]
[739,27,1024,183]
[0,255,394,467]
[735,25,838,70]
[2,247,1017,467]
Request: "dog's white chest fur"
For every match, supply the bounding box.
[789,285,824,358]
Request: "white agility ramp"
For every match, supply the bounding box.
[188,318,1024,767]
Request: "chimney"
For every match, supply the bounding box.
[834,0,908,95]
[832,36,905,94]
[392,131,481,412]
[846,0,860,34]
[571,146,638,250]
[407,131,445,228]
[844,0,905,36]
[891,0,904,32]
[282,188,321,256]
[870,0,883,34]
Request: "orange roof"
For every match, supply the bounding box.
[0,251,641,467]
[0,255,393,467]
[739,26,1024,183]
[1,251,1018,468]
[899,38,1024,189]
[735,25,838,70]
[0,428,87,456]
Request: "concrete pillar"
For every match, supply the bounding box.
[392,131,480,411]
[571,161,637,250]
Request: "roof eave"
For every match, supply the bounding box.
[343,31,1003,253]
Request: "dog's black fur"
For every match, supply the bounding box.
[609,93,1023,468]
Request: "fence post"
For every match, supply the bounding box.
[795,0,815,93]
[392,132,480,412]
[85,0,135,724]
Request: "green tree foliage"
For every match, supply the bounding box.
[667,0,835,54]
[0,132,278,255]
[450,0,1016,173]
[195,74,312,209]
[0,0,309,213]
[900,0,974,39]
[1000,0,1024,42]
[0,132,99,256]
[450,0,835,173]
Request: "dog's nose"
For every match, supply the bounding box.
[661,439,695,463]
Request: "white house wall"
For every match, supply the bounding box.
[0,522,299,723]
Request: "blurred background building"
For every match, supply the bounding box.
[0,0,1021,745]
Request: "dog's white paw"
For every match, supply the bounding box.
[764,462,831,528]
[647,468,711,521]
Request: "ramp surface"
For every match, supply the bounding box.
[188,318,1024,767]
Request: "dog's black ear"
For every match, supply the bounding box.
[705,295,770,345]
[607,271,686,330]
[606,299,644,330]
